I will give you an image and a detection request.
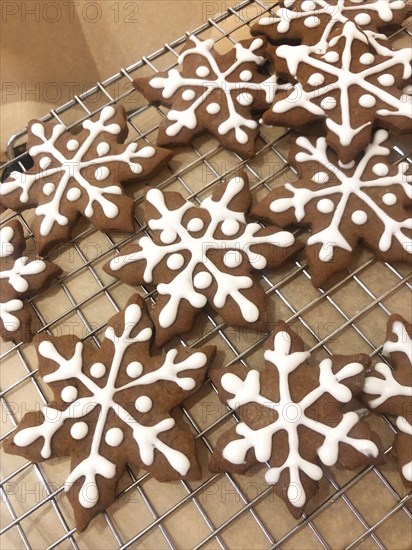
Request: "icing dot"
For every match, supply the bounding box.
[359,94,376,108]
[61,385,78,403]
[359,53,375,66]
[97,142,110,156]
[70,421,89,440]
[135,396,152,413]
[196,65,210,78]
[39,157,52,170]
[193,271,213,289]
[167,253,185,270]
[236,93,254,106]
[127,361,143,378]
[355,13,371,25]
[301,0,316,10]
[206,102,221,115]
[160,230,177,244]
[373,163,389,177]
[304,16,321,28]
[312,171,329,184]
[320,96,337,110]
[382,192,397,206]
[378,74,395,87]
[90,362,106,378]
[95,166,110,181]
[223,251,242,268]
[317,198,335,214]
[187,217,204,232]
[307,72,325,87]
[182,89,196,101]
[105,427,124,447]
[67,139,79,151]
[240,70,253,82]
[351,210,368,225]
[323,51,339,64]
[66,187,81,202]
[42,182,55,196]
[221,218,240,236]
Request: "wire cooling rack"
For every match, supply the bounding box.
[1,1,412,549]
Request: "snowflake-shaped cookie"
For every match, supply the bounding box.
[210,322,382,517]
[0,220,61,342]
[252,130,412,288]
[134,35,288,158]
[3,294,216,532]
[363,314,412,489]
[104,173,302,346]
[252,0,412,48]
[263,22,412,163]
[0,105,172,254]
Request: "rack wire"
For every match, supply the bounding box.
[1,1,411,548]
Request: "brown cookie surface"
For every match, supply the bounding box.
[252,130,412,288]
[134,34,288,158]
[3,294,216,532]
[209,321,383,518]
[104,172,303,346]
[252,0,412,45]
[0,219,61,342]
[0,105,172,254]
[262,21,412,164]
[363,314,412,490]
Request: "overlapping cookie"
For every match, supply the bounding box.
[104,172,303,346]
[3,294,216,531]
[252,0,412,46]
[0,105,172,254]
[262,21,412,163]
[134,35,289,158]
[363,314,412,489]
[252,130,412,287]
[210,322,383,517]
[0,219,61,342]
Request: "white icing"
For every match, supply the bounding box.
[0,299,24,331]
[127,361,143,378]
[307,72,325,86]
[42,183,55,196]
[312,171,329,184]
[351,210,368,225]
[360,53,375,65]
[219,329,379,509]
[105,427,124,447]
[187,217,204,232]
[71,421,89,440]
[378,74,395,87]
[135,396,152,413]
[13,302,209,508]
[148,35,287,145]
[270,130,412,263]
[0,226,15,258]
[364,317,412,482]
[272,22,412,150]
[90,362,106,378]
[354,13,371,25]
[223,251,243,268]
[110,176,296,327]
[317,198,334,213]
[382,192,397,206]
[40,157,52,170]
[167,253,185,270]
[0,106,159,236]
[61,386,78,403]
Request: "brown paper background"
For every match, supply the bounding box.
[1,1,411,549]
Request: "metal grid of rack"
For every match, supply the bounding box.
[1,1,411,548]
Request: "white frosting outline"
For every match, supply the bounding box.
[219,329,379,509]
[13,302,209,508]
[270,130,412,262]
[0,106,158,236]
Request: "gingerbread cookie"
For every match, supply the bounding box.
[104,172,302,346]
[363,314,412,489]
[262,22,412,163]
[252,130,412,288]
[252,0,412,46]
[0,105,172,254]
[210,322,383,518]
[0,219,61,342]
[134,35,288,158]
[3,294,216,532]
